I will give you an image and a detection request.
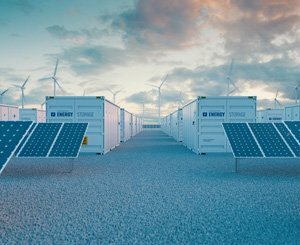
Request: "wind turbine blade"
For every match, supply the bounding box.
[53,58,59,77]
[55,80,65,94]
[14,84,22,88]
[22,76,30,88]
[160,74,168,87]
[147,83,159,88]
[107,88,114,94]
[275,89,279,99]
[39,77,52,81]
[228,58,234,77]
[1,89,9,96]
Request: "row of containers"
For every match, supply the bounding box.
[0,96,143,155]
[161,96,300,154]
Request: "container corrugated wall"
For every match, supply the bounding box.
[182,96,257,154]
[285,105,300,120]
[0,104,19,121]
[120,109,132,142]
[19,108,46,122]
[256,109,284,122]
[170,109,183,142]
[46,96,120,154]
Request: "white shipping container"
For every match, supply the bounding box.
[182,96,257,154]
[131,114,137,137]
[46,96,120,154]
[256,109,284,122]
[19,108,46,122]
[170,109,183,142]
[0,104,19,121]
[120,109,132,142]
[285,104,300,121]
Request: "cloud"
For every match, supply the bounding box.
[111,0,208,50]
[0,0,36,14]
[59,45,130,75]
[46,25,105,44]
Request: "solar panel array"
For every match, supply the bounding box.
[0,121,32,174]
[222,123,263,158]
[49,123,88,157]
[18,123,62,157]
[223,122,300,158]
[17,123,88,158]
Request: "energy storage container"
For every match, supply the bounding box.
[170,109,183,142]
[256,109,284,122]
[0,104,19,121]
[285,104,300,120]
[120,108,132,142]
[161,115,171,136]
[182,96,257,154]
[46,96,120,154]
[19,108,46,122]
[131,114,137,137]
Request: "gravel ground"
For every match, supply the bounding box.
[0,130,299,244]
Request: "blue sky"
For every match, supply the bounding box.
[1,0,300,117]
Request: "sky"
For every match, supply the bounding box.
[0,0,300,119]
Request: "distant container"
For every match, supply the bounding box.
[0,104,19,121]
[120,109,132,142]
[46,96,120,154]
[19,108,46,122]
[170,109,183,142]
[131,114,137,137]
[161,115,171,136]
[182,96,257,154]
[257,108,284,122]
[285,104,300,121]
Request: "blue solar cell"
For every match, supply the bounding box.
[0,121,32,173]
[274,123,300,157]
[223,123,263,157]
[249,123,293,157]
[48,123,88,157]
[284,121,300,143]
[15,123,37,155]
[17,123,62,157]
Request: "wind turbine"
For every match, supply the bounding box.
[147,73,168,125]
[226,58,239,96]
[274,89,282,109]
[14,76,30,109]
[40,100,46,110]
[108,89,121,104]
[0,88,9,104]
[39,59,65,96]
[287,82,300,104]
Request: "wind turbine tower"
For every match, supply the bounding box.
[226,58,238,96]
[14,76,30,109]
[147,74,168,125]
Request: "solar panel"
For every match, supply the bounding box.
[284,121,300,143]
[248,123,294,157]
[223,123,263,158]
[17,123,62,157]
[48,123,88,158]
[0,121,33,174]
[15,123,37,155]
[274,123,300,157]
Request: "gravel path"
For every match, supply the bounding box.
[0,130,299,244]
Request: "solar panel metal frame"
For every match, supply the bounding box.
[0,121,34,175]
[16,123,64,158]
[222,123,264,159]
[16,122,88,159]
[248,122,296,158]
[273,122,298,157]
[47,122,88,159]
[284,121,300,145]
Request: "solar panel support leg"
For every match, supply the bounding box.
[235,158,238,173]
